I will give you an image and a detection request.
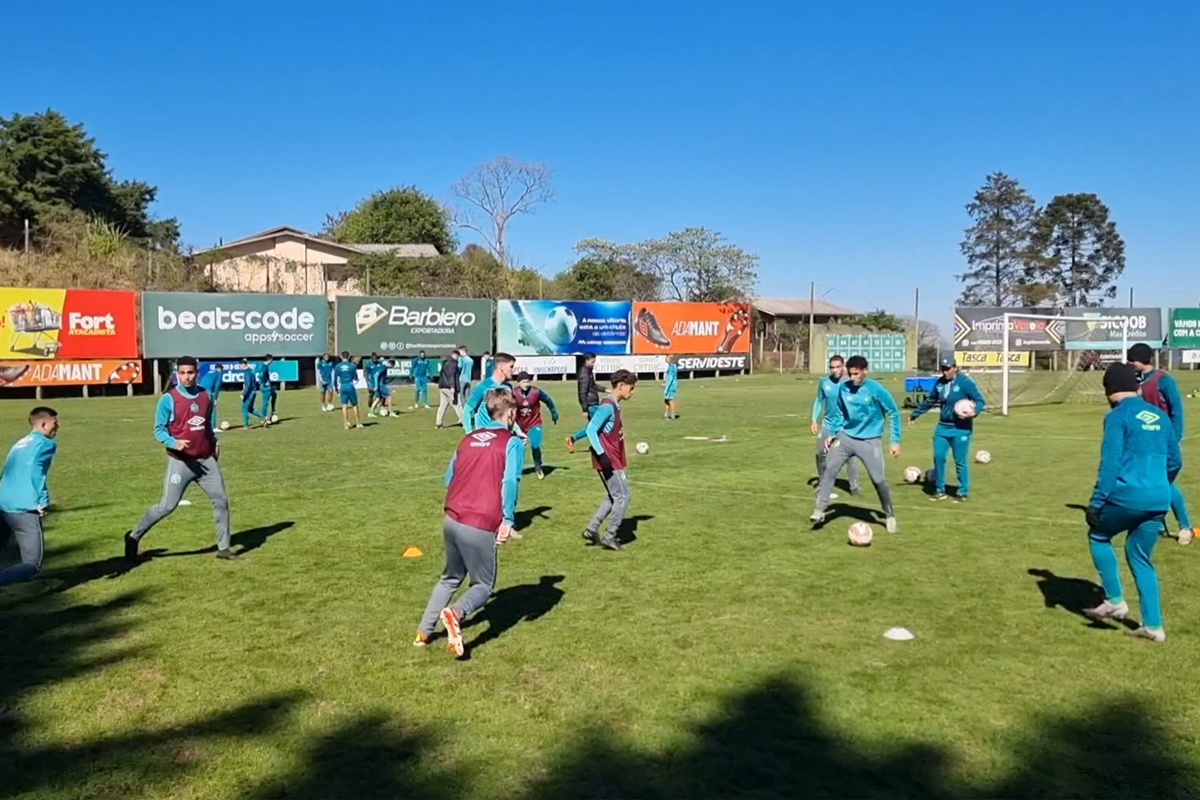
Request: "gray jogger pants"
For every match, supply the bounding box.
[436,388,462,427]
[816,430,860,492]
[0,511,44,585]
[418,516,498,635]
[588,469,631,538]
[816,434,894,516]
[132,456,231,551]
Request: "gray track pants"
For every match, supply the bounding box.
[588,469,631,538]
[436,388,462,427]
[816,430,860,492]
[418,516,498,635]
[132,456,231,551]
[0,511,43,585]
[815,434,894,516]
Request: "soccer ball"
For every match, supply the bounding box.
[380,408,390,417]
[954,398,977,419]
[975,450,992,464]
[636,441,650,455]
[219,421,230,431]
[270,414,279,424]
[543,305,578,347]
[903,466,923,484]
[848,521,873,547]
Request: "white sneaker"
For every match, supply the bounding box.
[1084,599,1129,621]
[1178,528,1194,546]
[885,517,898,534]
[1127,626,1166,642]
[809,510,825,525]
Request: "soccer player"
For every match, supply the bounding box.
[365,352,383,415]
[811,355,860,498]
[0,407,59,586]
[663,355,679,420]
[414,389,525,657]
[566,369,637,551]
[257,354,276,422]
[464,353,516,433]
[514,371,560,479]
[908,354,986,502]
[481,352,494,383]
[238,358,265,429]
[1082,363,1180,642]
[1128,343,1193,544]
[334,351,363,430]
[458,346,474,400]
[411,350,431,409]
[318,354,336,411]
[436,351,463,428]
[810,355,901,533]
[371,360,397,417]
[577,352,599,419]
[124,357,236,561]
[199,362,223,407]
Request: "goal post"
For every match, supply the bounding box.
[998,311,1130,416]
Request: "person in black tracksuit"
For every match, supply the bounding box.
[436,351,463,428]
[577,353,599,419]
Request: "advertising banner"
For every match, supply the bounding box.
[595,354,668,374]
[336,296,492,357]
[497,299,630,355]
[826,333,907,373]
[1182,350,1200,365]
[198,360,300,386]
[953,307,1063,351]
[1063,308,1164,350]
[514,355,575,376]
[143,293,328,358]
[1169,308,1200,349]
[0,288,138,359]
[632,301,751,354]
[954,351,1032,368]
[0,359,143,388]
[675,353,749,371]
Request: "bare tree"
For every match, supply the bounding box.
[451,156,554,267]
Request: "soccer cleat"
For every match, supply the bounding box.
[1126,626,1166,642]
[535,467,545,480]
[123,531,140,561]
[809,510,826,526]
[441,608,464,657]
[635,307,671,348]
[413,631,431,647]
[885,517,898,534]
[582,529,600,545]
[355,423,364,429]
[954,495,969,503]
[1179,528,1194,546]
[930,492,948,502]
[599,534,625,551]
[1084,599,1129,621]
[216,548,240,560]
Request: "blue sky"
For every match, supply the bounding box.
[5,1,1199,335]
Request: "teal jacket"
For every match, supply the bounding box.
[464,376,514,433]
[0,430,57,512]
[825,378,902,444]
[1090,396,1182,511]
[811,375,848,430]
[910,374,986,431]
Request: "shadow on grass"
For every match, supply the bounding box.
[138,520,296,559]
[462,575,565,655]
[615,514,653,545]
[514,505,552,532]
[1028,568,1135,631]
[813,504,882,529]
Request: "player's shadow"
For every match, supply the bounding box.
[813,504,882,529]
[461,575,565,655]
[523,464,568,478]
[160,520,296,557]
[1027,568,1131,630]
[616,514,653,545]
[514,505,552,531]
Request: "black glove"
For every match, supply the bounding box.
[596,452,614,475]
[1085,505,1102,530]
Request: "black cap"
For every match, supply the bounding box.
[515,371,532,382]
[1103,362,1141,395]
[1127,343,1154,365]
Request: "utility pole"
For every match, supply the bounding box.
[23,219,30,253]
[913,287,921,370]
[808,281,816,372]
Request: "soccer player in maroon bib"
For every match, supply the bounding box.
[1128,343,1193,543]
[514,371,560,479]
[566,369,637,550]
[415,389,526,657]
[124,356,236,561]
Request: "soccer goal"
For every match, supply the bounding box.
[958,311,1132,416]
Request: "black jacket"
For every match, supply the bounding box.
[577,364,599,412]
[438,358,460,397]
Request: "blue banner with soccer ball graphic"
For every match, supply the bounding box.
[496,300,632,355]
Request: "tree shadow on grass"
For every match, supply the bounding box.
[461,575,565,655]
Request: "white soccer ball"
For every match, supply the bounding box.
[636,441,650,455]
[903,466,923,484]
[219,420,230,431]
[954,398,977,419]
[975,450,992,464]
[543,305,578,347]
[270,414,279,423]
[848,521,873,547]
[380,408,390,417]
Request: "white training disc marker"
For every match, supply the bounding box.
[883,627,914,641]
[178,499,193,506]
[683,436,710,441]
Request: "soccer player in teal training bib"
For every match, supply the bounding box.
[811,355,901,533]
[334,351,363,430]
[463,353,517,434]
[811,355,860,497]
[411,350,431,409]
[514,371,560,479]
[663,355,679,419]
[1127,343,1193,544]
[0,406,59,585]
[1082,363,1181,642]
[909,354,986,502]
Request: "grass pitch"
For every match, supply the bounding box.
[2,372,1200,799]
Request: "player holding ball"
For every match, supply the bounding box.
[909,354,986,502]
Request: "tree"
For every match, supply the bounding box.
[581,228,756,302]
[451,156,553,267]
[0,110,177,249]
[556,239,661,301]
[323,186,455,254]
[856,309,906,331]
[957,172,1038,307]
[1026,193,1126,306]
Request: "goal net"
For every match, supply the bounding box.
[958,312,1131,415]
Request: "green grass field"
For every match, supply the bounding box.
[3,372,1200,799]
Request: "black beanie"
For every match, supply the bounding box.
[1103,362,1141,395]
[1127,343,1154,364]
